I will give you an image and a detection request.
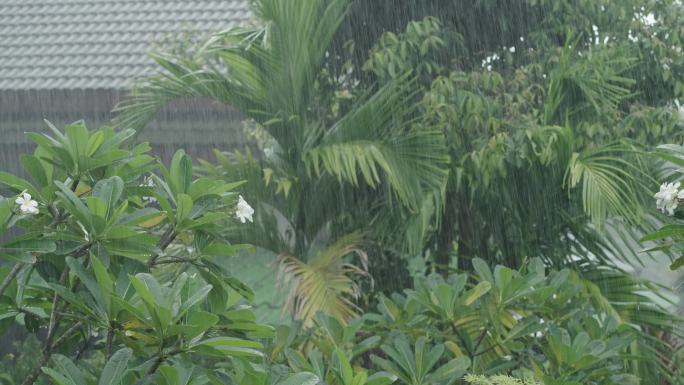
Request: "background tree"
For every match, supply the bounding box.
[357,2,684,382]
[114,0,450,323]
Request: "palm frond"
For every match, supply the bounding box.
[544,40,635,125]
[276,232,370,326]
[115,0,351,143]
[254,0,350,118]
[565,143,649,226]
[572,263,684,384]
[303,80,449,210]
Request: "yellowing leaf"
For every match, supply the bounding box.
[445,341,465,357]
[75,183,92,196]
[276,179,293,197]
[263,168,274,186]
[138,212,167,228]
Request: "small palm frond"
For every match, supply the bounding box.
[113,37,268,133]
[303,80,450,210]
[253,0,350,118]
[572,264,684,384]
[565,143,649,226]
[544,40,635,125]
[115,0,351,143]
[276,232,370,326]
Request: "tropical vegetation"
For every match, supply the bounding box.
[1,0,684,384]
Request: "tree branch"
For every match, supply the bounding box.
[145,348,184,377]
[21,321,83,385]
[151,256,195,266]
[147,227,177,267]
[0,262,23,299]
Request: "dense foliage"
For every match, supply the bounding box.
[1,0,684,384]
[0,122,297,384]
[643,144,684,269]
[111,0,684,382]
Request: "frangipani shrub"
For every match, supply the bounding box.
[643,144,684,270]
[269,258,681,385]
[0,121,317,385]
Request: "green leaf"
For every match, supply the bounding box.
[670,256,684,270]
[65,121,90,170]
[98,348,132,385]
[20,154,49,188]
[366,372,398,385]
[52,354,87,385]
[87,130,105,156]
[66,257,107,317]
[175,284,213,320]
[41,367,78,385]
[91,254,114,314]
[472,258,494,283]
[464,281,491,306]
[0,199,12,233]
[639,225,684,242]
[55,181,92,229]
[192,336,264,358]
[0,172,38,196]
[335,349,353,385]
[175,193,193,226]
[275,372,320,385]
[169,150,193,195]
[130,273,165,306]
[428,356,470,382]
[92,176,124,218]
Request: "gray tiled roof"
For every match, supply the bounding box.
[0,0,252,90]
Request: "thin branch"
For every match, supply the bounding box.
[473,339,504,358]
[471,328,488,356]
[145,348,184,377]
[0,262,23,299]
[20,321,83,385]
[147,227,177,267]
[46,268,69,344]
[151,256,196,266]
[105,329,114,360]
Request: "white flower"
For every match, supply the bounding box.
[15,192,38,215]
[338,89,352,99]
[235,195,254,223]
[654,182,682,215]
[675,99,684,122]
[509,46,516,53]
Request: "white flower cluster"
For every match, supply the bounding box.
[235,195,254,223]
[481,53,499,71]
[655,181,684,215]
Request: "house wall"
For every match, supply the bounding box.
[0,88,252,177]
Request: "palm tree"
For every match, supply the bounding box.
[114,0,449,324]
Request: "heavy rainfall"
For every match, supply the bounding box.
[0,1,683,384]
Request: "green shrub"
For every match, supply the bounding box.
[0,121,316,385]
